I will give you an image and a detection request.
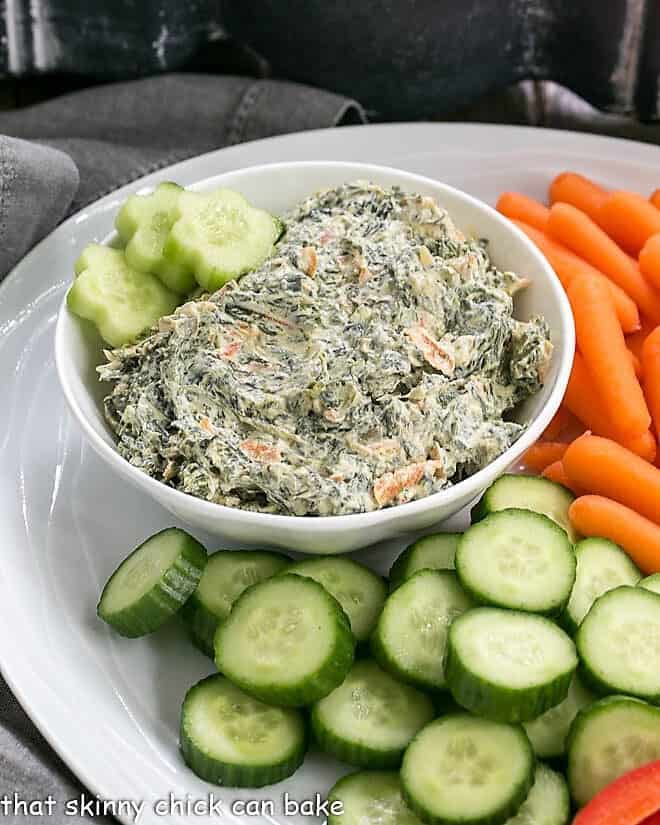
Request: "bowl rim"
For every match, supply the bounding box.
[55,159,575,531]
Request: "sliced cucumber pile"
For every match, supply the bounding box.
[389,533,460,590]
[181,549,290,656]
[311,660,434,768]
[328,771,424,825]
[285,557,386,642]
[445,607,578,722]
[523,675,593,759]
[215,574,355,706]
[400,714,534,825]
[506,763,570,825]
[97,527,207,637]
[180,674,306,787]
[456,509,576,615]
[639,573,660,595]
[371,569,473,691]
[562,538,641,633]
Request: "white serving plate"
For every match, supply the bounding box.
[55,160,572,553]
[3,124,660,825]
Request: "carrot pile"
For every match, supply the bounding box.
[497,172,660,573]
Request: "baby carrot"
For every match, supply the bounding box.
[627,314,657,360]
[639,234,660,290]
[549,172,607,223]
[543,406,572,439]
[630,349,643,379]
[569,495,660,574]
[548,202,660,324]
[643,326,660,439]
[523,441,568,472]
[564,434,660,524]
[514,220,640,333]
[496,192,550,231]
[651,189,660,210]
[567,275,650,436]
[599,191,660,256]
[542,460,583,494]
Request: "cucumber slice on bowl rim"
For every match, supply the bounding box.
[180,674,306,787]
[214,573,355,706]
[327,770,425,825]
[97,527,207,637]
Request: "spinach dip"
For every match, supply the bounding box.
[99,182,552,516]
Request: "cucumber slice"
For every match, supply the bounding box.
[286,557,387,642]
[181,549,290,657]
[401,714,534,825]
[311,660,434,768]
[456,509,576,615]
[472,474,578,542]
[115,182,196,295]
[97,528,207,637]
[505,763,570,825]
[215,574,354,706]
[576,585,660,701]
[640,573,660,595]
[327,771,424,825]
[68,244,179,347]
[562,538,641,633]
[371,570,473,691]
[523,675,593,759]
[567,695,660,807]
[180,674,306,787]
[445,607,578,723]
[164,188,282,292]
[389,533,460,590]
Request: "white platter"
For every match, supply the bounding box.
[2,123,660,825]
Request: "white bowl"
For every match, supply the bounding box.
[55,161,574,553]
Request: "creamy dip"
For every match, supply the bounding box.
[100,182,552,515]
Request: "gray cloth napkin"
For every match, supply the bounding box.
[0,72,364,819]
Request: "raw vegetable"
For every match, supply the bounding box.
[97,527,207,637]
[400,714,535,825]
[327,770,424,825]
[523,675,593,759]
[181,549,290,656]
[496,191,549,230]
[445,607,578,722]
[639,234,660,290]
[567,695,660,807]
[599,191,660,256]
[370,569,473,690]
[576,585,660,702]
[214,574,354,706]
[549,172,607,222]
[389,533,460,589]
[573,759,660,825]
[542,460,581,493]
[640,573,660,595]
[505,763,570,825]
[68,244,179,347]
[569,496,660,574]
[455,509,576,615]
[522,441,568,473]
[471,473,577,541]
[652,189,660,210]
[311,660,434,768]
[114,181,196,294]
[547,202,660,323]
[563,537,641,633]
[543,407,573,440]
[285,557,386,642]
[566,275,650,437]
[642,327,660,438]
[180,674,306,787]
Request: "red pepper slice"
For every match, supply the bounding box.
[574,760,660,825]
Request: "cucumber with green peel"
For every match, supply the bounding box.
[114,182,196,294]
[639,573,660,595]
[285,557,386,642]
[311,660,434,768]
[327,771,424,825]
[471,474,578,542]
[164,188,282,292]
[68,245,179,347]
[97,527,207,637]
[562,538,641,633]
[181,549,290,657]
[576,585,660,702]
[370,570,473,691]
[505,763,570,825]
[523,675,594,759]
[567,695,660,807]
[401,714,535,825]
[214,573,354,706]
[389,533,460,590]
[180,674,306,787]
[445,607,578,723]
[456,509,576,615]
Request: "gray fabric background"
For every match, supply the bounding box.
[0,72,364,820]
